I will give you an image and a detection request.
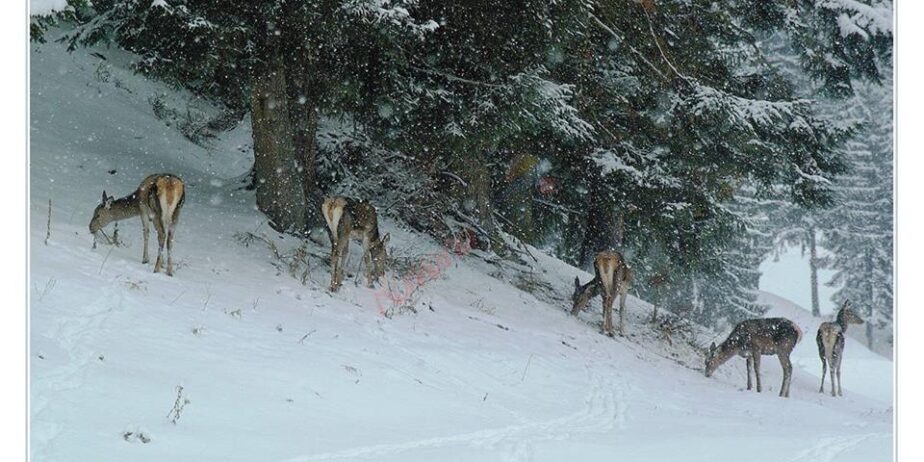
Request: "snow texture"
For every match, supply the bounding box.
[30,0,68,15]
[30,36,891,462]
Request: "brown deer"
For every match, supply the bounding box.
[816,301,865,397]
[571,250,633,336]
[705,317,802,398]
[321,197,390,292]
[89,174,186,276]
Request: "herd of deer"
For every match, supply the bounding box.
[87,174,868,399]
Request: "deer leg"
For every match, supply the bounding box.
[836,356,843,397]
[602,294,615,337]
[166,206,181,276]
[819,355,827,393]
[139,207,151,264]
[336,238,350,290]
[778,354,792,398]
[329,240,341,292]
[165,224,176,276]
[827,351,837,397]
[153,218,166,273]
[618,289,627,336]
[746,356,753,390]
[752,354,762,393]
[361,235,374,288]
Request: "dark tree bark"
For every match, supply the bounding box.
[579,179,621,268]
[452,150,499,251]
[497,154,536,243]
[250,55,308,234]
[280,5,324,230]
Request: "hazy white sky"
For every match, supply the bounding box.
[759,244,840,316]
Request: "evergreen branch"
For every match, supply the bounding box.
[588,13,669,83]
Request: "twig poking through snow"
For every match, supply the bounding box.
[298,330,317,344]
[45,199,52,245]
[98,247,114,275]
[520,354,534,383]
[166,385,190,425]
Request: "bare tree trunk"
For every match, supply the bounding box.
[866,247,875,350]
[809,227,820,317]
[280,6,324,230]
[250,56,308,234]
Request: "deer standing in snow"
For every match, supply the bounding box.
[89,174,186,276]
[321,197,390,292]
[816,301,865,397]
[571,250,633,336]
[705,317,802,398]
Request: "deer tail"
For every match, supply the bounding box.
[599,260,616,297]
[322,197,344,241]
[157,177,182,230]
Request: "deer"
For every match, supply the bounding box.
[705,317,802,398]
[88,174,186,276]
[321,197,390,292]
[571,250,633,337]
[816,300,865,397]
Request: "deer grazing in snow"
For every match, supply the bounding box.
[705,317,802,398]
[88,173,186,276]
[816,301,865,397]
[321,197,390,292]
[571,250,633,336]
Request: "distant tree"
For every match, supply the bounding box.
[823,69,894,350]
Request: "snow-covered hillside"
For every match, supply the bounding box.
[30,36,892,462]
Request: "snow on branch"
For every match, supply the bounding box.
[685,84,814,134]
[506,66,595,141]
[341,0,439,37]
[818,0,892,38]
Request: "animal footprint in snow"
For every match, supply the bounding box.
[122,430,152,444]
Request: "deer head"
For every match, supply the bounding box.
[89,190,115,234]
[366,233,390,286]
[571,276,594,313]
[837,300,865,326]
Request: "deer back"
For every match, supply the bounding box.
[322,197,381,241]
[139,174,185,225]
[733,317,801,354]
[595,250,629,296]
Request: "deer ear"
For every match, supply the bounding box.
[709,342,716,354]
[381,233,390,246]
[101,190,107,203]
[574,276,581,290]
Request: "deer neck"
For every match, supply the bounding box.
[711,340,743,369]
[835,309,850,333]
[109,193,142,223]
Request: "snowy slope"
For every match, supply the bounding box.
[30,36,892,462]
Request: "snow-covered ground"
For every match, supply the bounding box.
[30,36,893,462]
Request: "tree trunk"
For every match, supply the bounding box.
[280,8,324,230]
[250,56,308,234]
[579,180,621,268]
[809,228,820,317]
[465,153,499,250]
[866,247,875,350]
[497,154,536,243]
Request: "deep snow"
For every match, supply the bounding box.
[29,35,892,462]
